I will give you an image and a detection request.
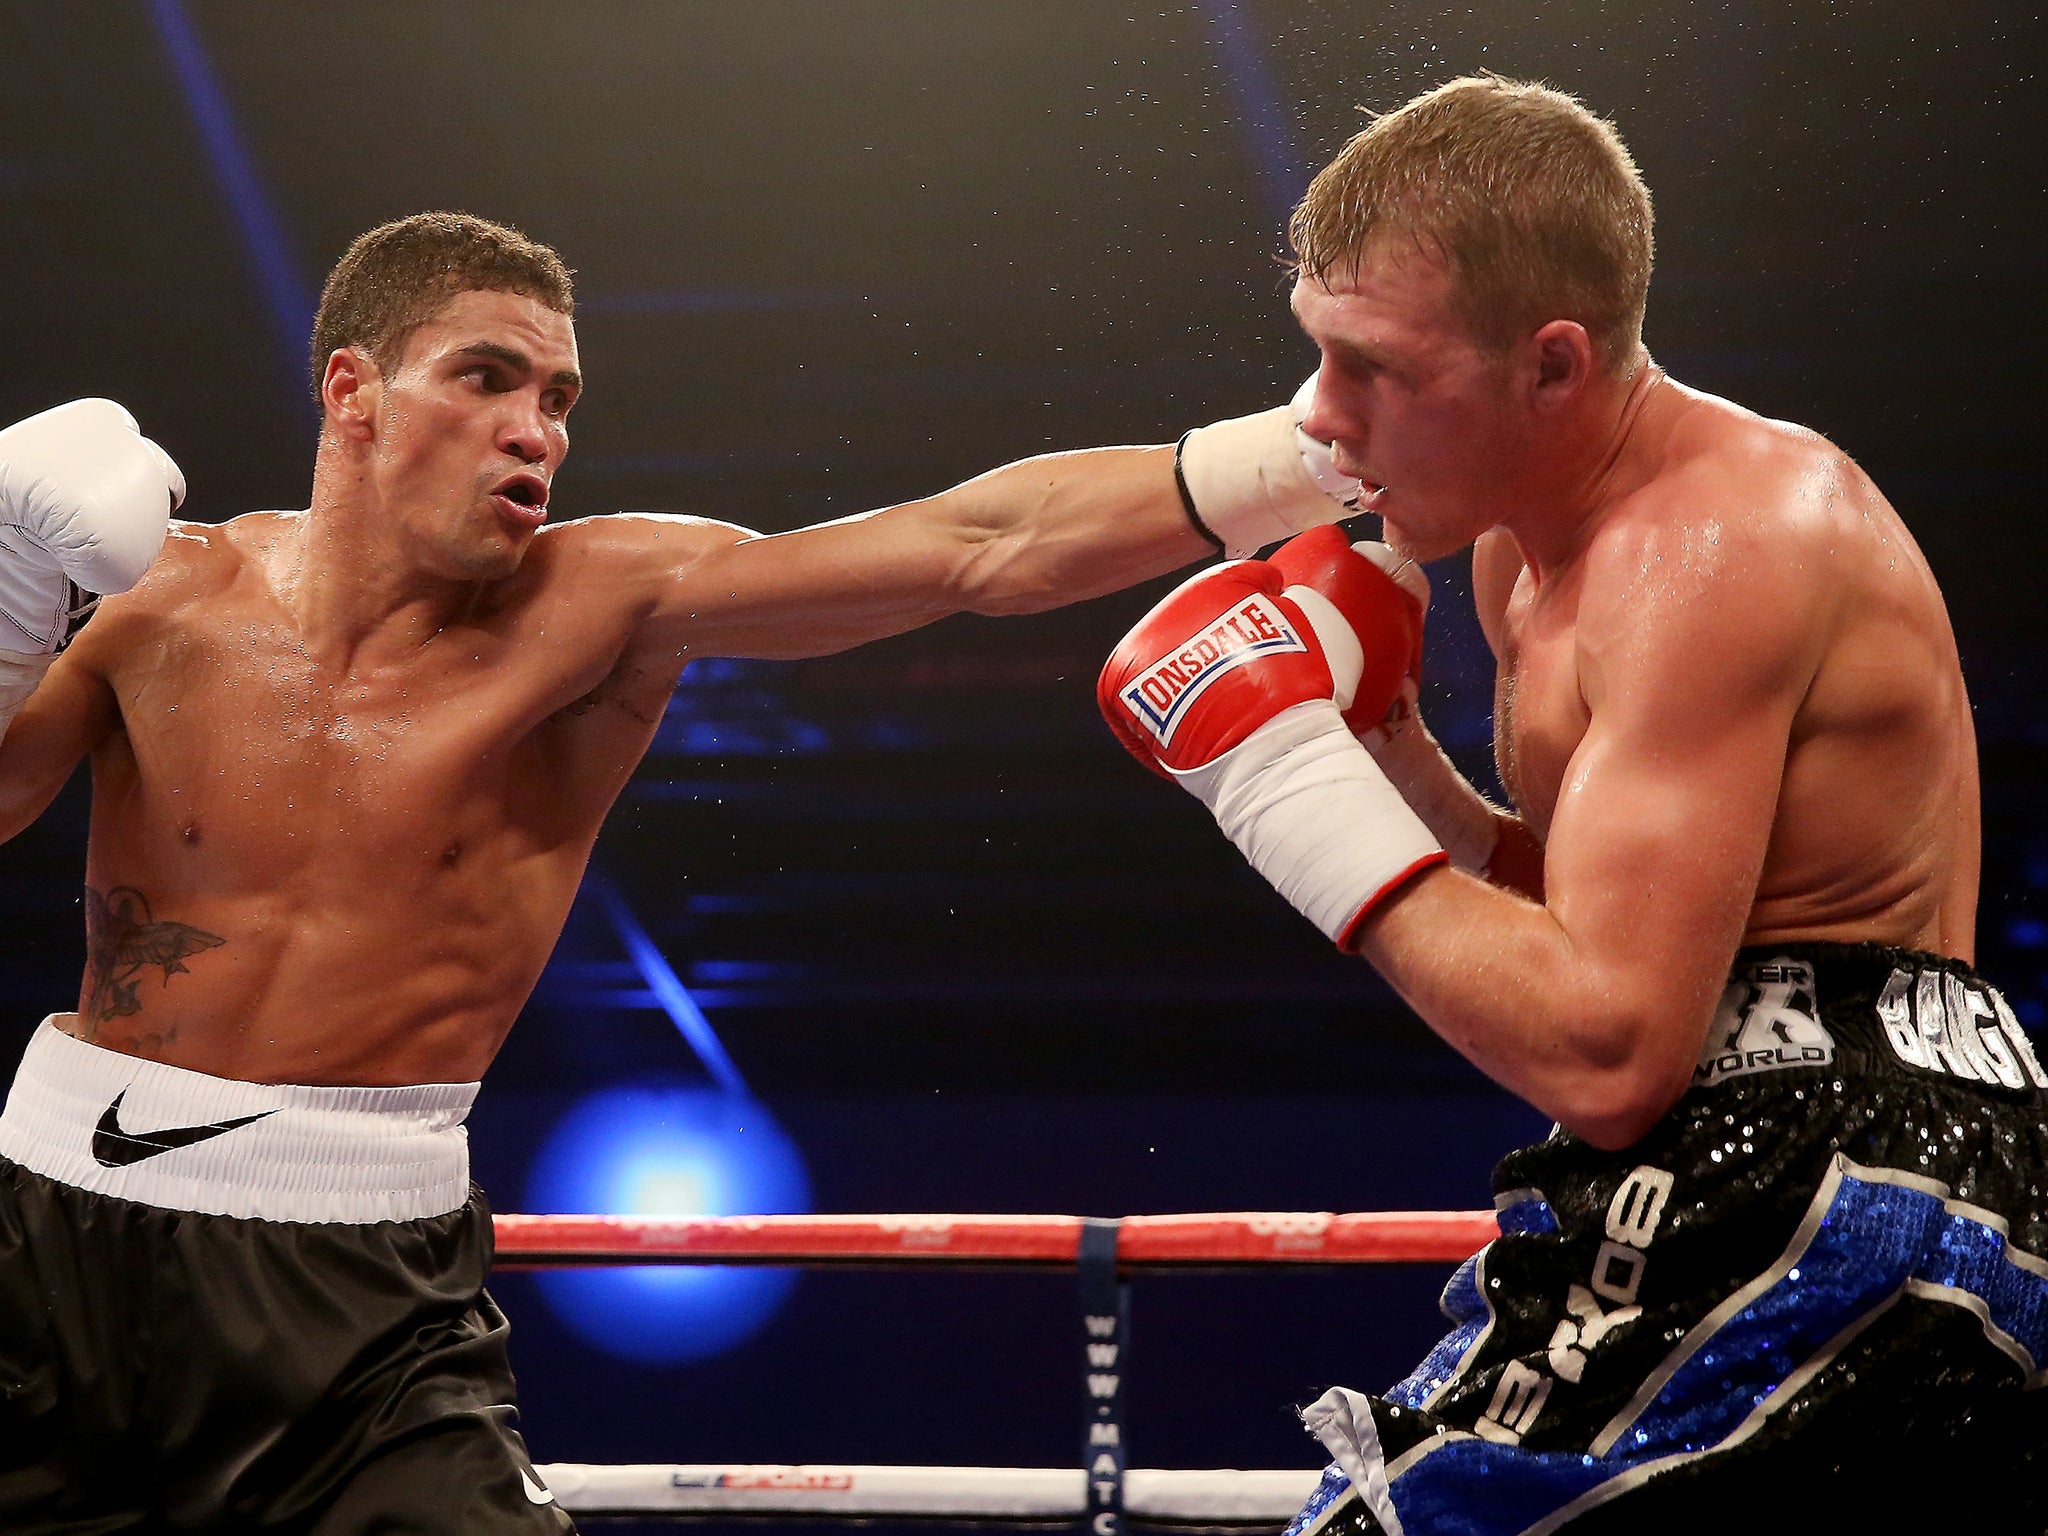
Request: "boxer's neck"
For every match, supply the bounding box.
[294,437,498,665]
[1500,356,1668,579]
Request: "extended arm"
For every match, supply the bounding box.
[610,384,1364,661]
[653,445,1205,660]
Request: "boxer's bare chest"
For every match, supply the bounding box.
[99,575,659,883]
[1493,572,1589,840]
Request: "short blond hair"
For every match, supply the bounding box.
[1290,75,1653,372]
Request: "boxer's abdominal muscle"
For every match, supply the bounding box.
[71,812,600,1086]
[63,534,684,1086]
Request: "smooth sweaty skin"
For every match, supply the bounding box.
[1293,238,1977,1150]
[0,289,1208,1085]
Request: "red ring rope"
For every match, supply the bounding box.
[491,1209,1498,1267]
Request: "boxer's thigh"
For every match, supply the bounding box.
[273,1285,575,1535]
[0,1161,154,1532]
[1561,1297,2048,1534]
[299,1406,576,1536]
[1296,1300,2045,1535]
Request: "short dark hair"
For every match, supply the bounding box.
[1291,75,1653,372]
[308,211,575,404]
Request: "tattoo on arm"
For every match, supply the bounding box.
[553,660,664,729]
[83,885,226,1029]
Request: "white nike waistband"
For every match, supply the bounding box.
[0,1019,478,1224]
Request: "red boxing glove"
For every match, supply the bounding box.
[1265,525,1423,736]
[1097,560,1340,777]
[1097,554,1447,947]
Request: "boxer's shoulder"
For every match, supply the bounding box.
[66,512,278,652]
[1641,382,1875,537]
[1563,402,1865,713]
[534,510,750,573]
[513,511,748,623]
[1590,393,1873,602]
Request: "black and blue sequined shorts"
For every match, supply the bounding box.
[1290,944,2048,1534]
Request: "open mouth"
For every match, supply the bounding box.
[489,473,550,527]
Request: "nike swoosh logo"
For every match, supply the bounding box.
[91,1090,278,1168]
[520,1467,555,1505]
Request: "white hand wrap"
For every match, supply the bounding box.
[1178,379,1363,559]
[1172,699,1445,947]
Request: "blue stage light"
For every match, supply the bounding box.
[2005,915,2048,951]
[525,1081,811,1364]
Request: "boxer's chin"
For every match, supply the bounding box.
[474,539,531,580]
[1370,499,1421,560]
[1373,499,1466,565]
[434,525,529,584]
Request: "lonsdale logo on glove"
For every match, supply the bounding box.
[1115,595,1307,748]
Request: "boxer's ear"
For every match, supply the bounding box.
[320,347,379,441]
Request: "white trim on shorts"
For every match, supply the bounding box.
[0,1018,478,1223]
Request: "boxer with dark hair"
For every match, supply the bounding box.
[0,212,1356,1532]
[1105,75,2043,1530]
[307,211,578,404]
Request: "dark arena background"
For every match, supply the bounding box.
[2,1,2041,1526]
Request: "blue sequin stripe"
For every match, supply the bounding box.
[1363,1155,2048,1536]
[1387,1192,1557,1411]
[1281,1464,1356,1536]
[1292,1193,1558,1536]
[1493,1189,1561,1238]
[1383,1257,1490,1412]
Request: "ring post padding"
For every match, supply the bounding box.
[1077,1217,1128,1535]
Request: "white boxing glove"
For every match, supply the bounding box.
[1176,376,1363,559]
[0,399,184,738]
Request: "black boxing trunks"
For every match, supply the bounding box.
[1286,944,2048,1535]
[0,1019,575,1534]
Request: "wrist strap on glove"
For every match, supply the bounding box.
[1173,700,1447,948]
[1172,431,1227,555]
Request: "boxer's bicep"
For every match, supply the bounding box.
[0,651,118,842]
[637,508,968,660]
[1540,593,1812,1108]
[570,511,901,662]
